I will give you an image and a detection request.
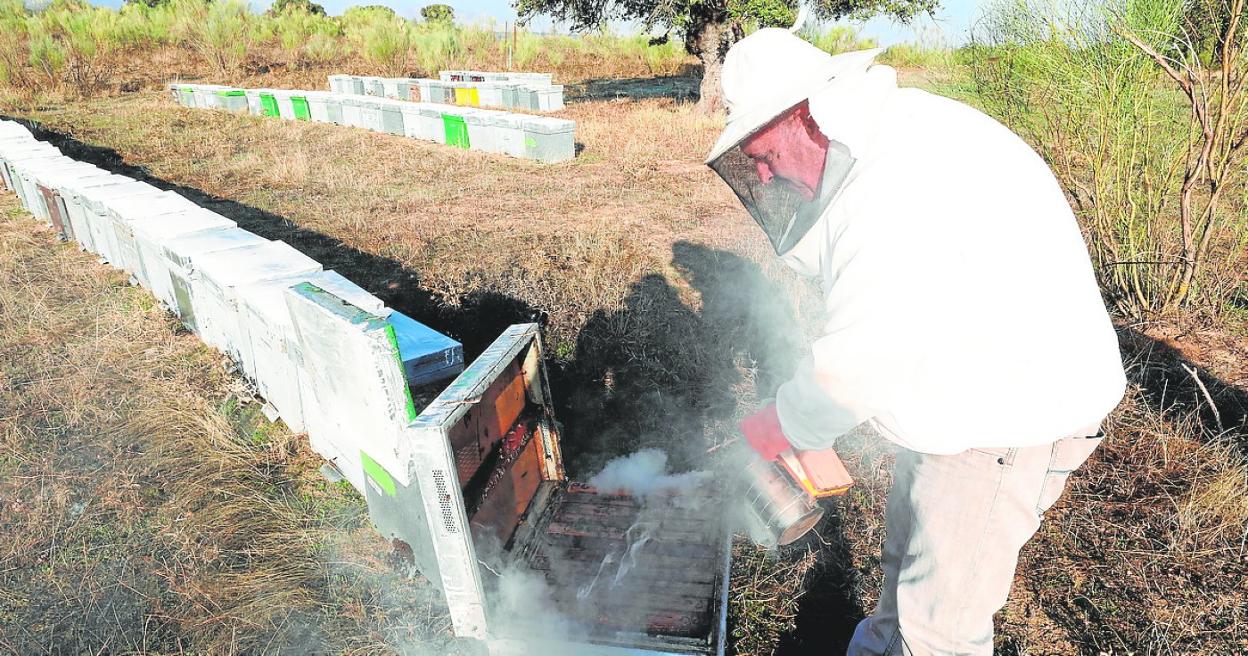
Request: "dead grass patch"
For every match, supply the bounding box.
[0,199,456,654]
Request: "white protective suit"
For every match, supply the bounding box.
[710,31,1127,455]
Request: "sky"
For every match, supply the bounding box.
[89,0,989,46]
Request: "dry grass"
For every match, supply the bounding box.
[0,199,456,654]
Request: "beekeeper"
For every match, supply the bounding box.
[710,29,1127,655]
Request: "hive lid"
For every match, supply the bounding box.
[79,182,165,210]
[32,162,106,186]
[520,117,575,134]
[196,240,322,287]
[386,310,460,367]
[131,207,237,242]
[58,173,134,196]
[157,226,267,262]
[101,190,197,220]
[0,143,61,159]
[238,269,389,325]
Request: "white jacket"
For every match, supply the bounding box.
[774,66,1127,454]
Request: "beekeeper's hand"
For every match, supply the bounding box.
[739,403,792,462]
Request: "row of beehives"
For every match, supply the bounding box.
[328,72,564,112]
[169,83,575,163]
[0,119,468,497]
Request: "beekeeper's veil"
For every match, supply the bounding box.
[706,30,881,256]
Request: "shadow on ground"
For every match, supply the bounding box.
[1118,326,1248,443]
[565,74,700,103]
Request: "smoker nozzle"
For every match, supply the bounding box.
[725,441,825,546]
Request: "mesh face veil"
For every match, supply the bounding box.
[709,113,856,255]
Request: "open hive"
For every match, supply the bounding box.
[370,324,730,654]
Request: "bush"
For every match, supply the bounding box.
[410,22,461,76]
[800,24,878,55]
[970,0,1248,316]
[348,14,412,76]
[194,0,253,73]
[272,8,339,65]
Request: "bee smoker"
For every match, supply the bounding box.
[726,440,853,546]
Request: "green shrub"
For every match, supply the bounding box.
[194,0,253,73]
[302,31,341,66]
[273,7,339,63]
[411,23,461,75]
[26,31,63,83]
[350,15,412,76]
[801,24,878,55]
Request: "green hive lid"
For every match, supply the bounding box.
[216,89,245,97]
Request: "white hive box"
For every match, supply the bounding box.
[381,78,401,99]
[358,98,384,132]
[30,160,108,240]
[399,104,423,140]
[0,135,36,190]
[492,114,526,159]
[159,227,268,322]
[536,85,564,112]
[283,283,415,496]
[362,76,385,97]
[11,155,77,220]
[102,191,201,281]
[190,241,322,362]
[0,146,63,210]
[340,96,364,128]
[271,89,297,120]
[15,156,90,227]
[77,181,165,264]
[244,89,265,116]
[477,82,503,109]
[415,105,447,142]
[519,117,576,163]
[57,174,134,254]
[414,79,433,102]
[305,91,333,123]
[463,112,496,154]
[131,210,239,310]
[236,270,389,432]
[34,163,109,243]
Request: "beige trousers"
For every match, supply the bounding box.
[847,433,1104,655]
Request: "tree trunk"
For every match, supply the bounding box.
[696,31,725,114]
[690,19,741,115]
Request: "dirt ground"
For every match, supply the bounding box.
[1,74,1246,655]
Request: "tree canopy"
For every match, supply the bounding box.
[420,3,453,24]
[268,0,326,15]
[516,0,938,111]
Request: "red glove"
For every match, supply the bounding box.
[739,403,792,462]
